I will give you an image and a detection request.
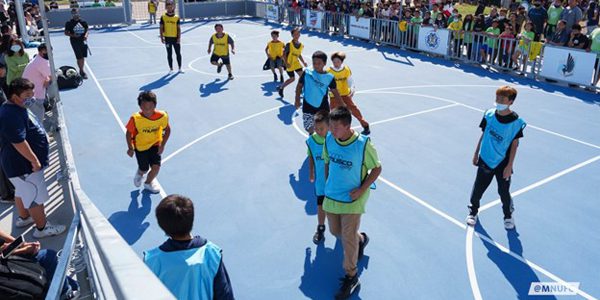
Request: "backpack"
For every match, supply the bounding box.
[56,66,83,90]
[0,256,49,299]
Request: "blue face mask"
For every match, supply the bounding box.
[495,102,509,111]
[23,97,36,108]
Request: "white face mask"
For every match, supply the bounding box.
[10,45,21,52]
[495,102,509,111]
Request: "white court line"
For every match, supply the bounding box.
[290,107,598,300]
[466,226,483,300]
[86,63,168,198]
[359,89,600,150]
[479,155,600,212]
[162,105,284,163]
[351,103,459,129]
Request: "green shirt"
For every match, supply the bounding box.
[521,30,535,42]
[410,17,423,24]
[322,131,381,214]
[306,133,326,156]
[91,2,102,6]
[5,52,30,85]
[485,27,500,48]
[591,28,600,56]
[104,1,116,6]
[547,6,563,25]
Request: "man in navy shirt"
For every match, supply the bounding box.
[0,78,66,238]
[528,0,548,41]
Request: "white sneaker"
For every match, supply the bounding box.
[466,214,478,226]
[178,69,185,73]
[133,171,144,188]
[144,180,160,194]
[15,216,34,228]
[33,222,66,238]
[504,218,515,230]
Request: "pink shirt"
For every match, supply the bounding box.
[22,55,51,100]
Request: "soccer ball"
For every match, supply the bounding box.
[65,69,78,78]
[56,69,63,77]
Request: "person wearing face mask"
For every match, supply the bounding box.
[64,9,88,80]
[466,86,526,231]
[4,39,30,85]
[22,43,50,126]
[0,78,66,238]
[546,0,564,38]
[527,0,547,41]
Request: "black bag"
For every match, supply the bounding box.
[56,66,82,90]
[262,58,270,71]
[0,255,48,299]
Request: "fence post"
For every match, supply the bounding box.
[122,0,132,24]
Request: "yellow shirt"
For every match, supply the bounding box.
[448,20,464,39]
[286,41,304,71]
[126,111,169,151]
[212,33,229,56]
[161,14,180,38]
[327,65,352,96]
[148,1,157,13]
[267,40,284,59]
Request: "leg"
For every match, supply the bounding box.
[29,203,48,229]
[145,165,161,184]
[495,169,513,219]
[143,146,161,184]
[76,58,85,74]
[341,95,369,128]
[302,112,315,135]
[14,197,30,219]
[165,42,174,70]
[317,196,326,226]
[468,163,496,216]
[340,214,362,277]
[174,42,182,70]
[0,165,15,201]
[326,212,342,237]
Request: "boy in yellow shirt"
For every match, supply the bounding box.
[208,23,235,80]
[126,91,171,194]
[160,2,182,72]
[148,0,157,24]
[278,27,307,98]
[265,30,285,82]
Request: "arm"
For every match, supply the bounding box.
[283,43,290,68]
[503,139,519,179]
[207,38,213,54]
[308,155,315,182]
[347,74,355,96]
[331,88,342,105]
[12,141,41,172]
[126,131,134,157]
[158,124,170,155]
[160,22,165,43]
[473,132,483,166]
[299,55,307,67]
[349,166,382,200]
[295,80,303,109]
[265,44,270,57]
[176,22,181,44]
[212,258,235,300]
[228,35,235,54]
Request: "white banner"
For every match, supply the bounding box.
[305,10,323,29]
[349,17,371,39]
[417,27,450,56]
[265,4,279,21]
[540,46,597,86]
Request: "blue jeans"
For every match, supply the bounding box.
[35,249,79,295]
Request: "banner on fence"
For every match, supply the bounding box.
[349,16,370,39]
[305,10,323,29]
[540,46,597,86]
[266,4,279,21]
[417,27,450,56]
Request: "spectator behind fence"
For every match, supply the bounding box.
[91,0,102,7]
[22,43,50,126]
[144,194,235,300]
[588,0,599,33]
[0,62,15,205]
[105,0,115,7]
[567,24,590,49]
[528,0,548,41]
[546,0,564,38]
[560,0,583,33]
[546,19,569,45]
[0,78,66,239]
[589,27,600,86]
[5,39,29,85]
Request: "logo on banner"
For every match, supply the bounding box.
[425,31,440,50]
[309,12,319,27]
[560,53,575,77]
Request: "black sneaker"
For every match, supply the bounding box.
[228,74,234,80]
[80,72,88,80]
[273,73,278,82]
[358,232,369,260]
[312,225,325,244]
[361,126,370,136]
[217,63,223,73]
[335,274,360,300]
[278,86,284,98]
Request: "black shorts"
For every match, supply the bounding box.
[211,54,230,65]
[302,96,330,114]
[164,36,179,46]
[317,195,324,206]
[70,40,88,59]
[269,57,283,68]
[287,68,303,78]
[135,146,161,172]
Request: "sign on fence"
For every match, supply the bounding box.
[539,46,597,86]
[266,4,279,21]
[417,27,450,56]
[305,10,323,29]
[349,16,370,39]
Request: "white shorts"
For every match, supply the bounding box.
[9,170,49,209]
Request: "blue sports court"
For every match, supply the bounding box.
[51,18,600,299]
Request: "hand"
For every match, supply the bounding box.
[207,49,211,54]
[503,165,512,180]
[161,36,165,44]
[309,172,314,183]
[157,145,165,155]
[349,187,365,201]
[127,148,134,157]
[231,49,236,55]
[19,242,41,255]
[472,154,479,166]
[303,61,308,67]
[31,160,41,172]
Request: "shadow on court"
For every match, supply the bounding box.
[278,103,296,125]
[299,240,369,300]
[289,157,317,216]
[139,72,180,91]
[261,81,281,97]
[476,223,555,300]
[199,78,230,97]
[108,190,153,245]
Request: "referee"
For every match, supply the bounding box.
[160,2,182,73]
[64,9,89,79]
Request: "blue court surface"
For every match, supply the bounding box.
[51,18,600,299]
